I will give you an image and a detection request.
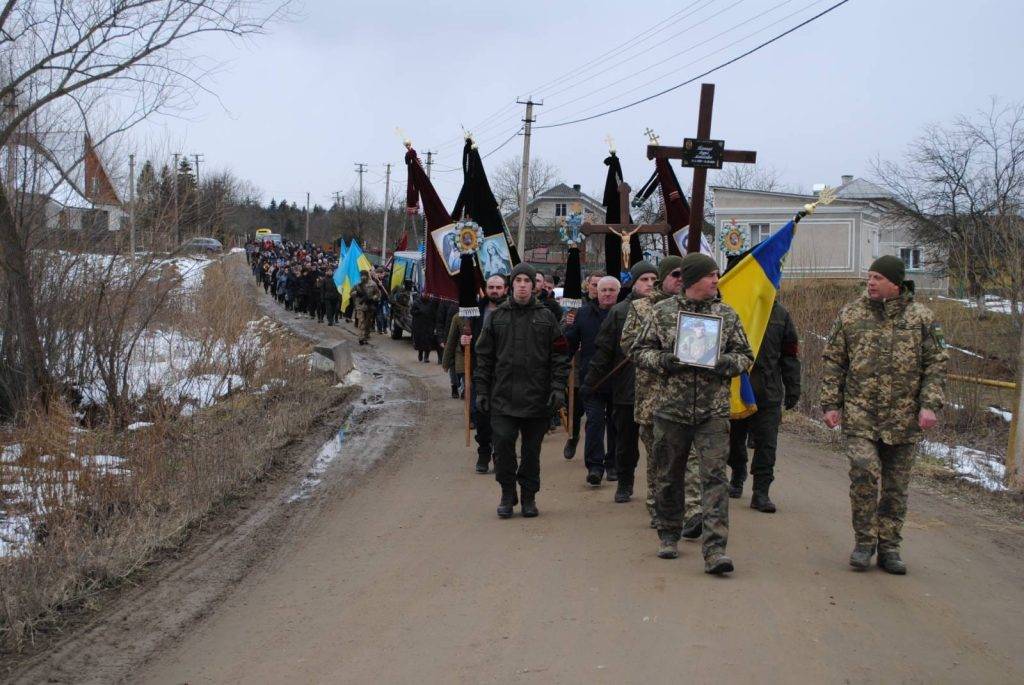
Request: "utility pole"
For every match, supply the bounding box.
[425,151,435,179]
[192,153,203,236]
[515,98,541,257]
[128,153,136,259]
[172,152,180,246]
[354,162,367,236]
[1009,325,1024,488]
[305,191,311,242]
[381,162,392,261]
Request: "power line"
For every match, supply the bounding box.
[535,0,852,130]
[539,0,801,117]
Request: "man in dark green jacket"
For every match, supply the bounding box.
[727,300,801,512]
[475,264,571,519]
[584,261,658,504]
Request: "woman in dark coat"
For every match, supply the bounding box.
[411,294,441,363]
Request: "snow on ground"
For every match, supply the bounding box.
[937,294,1023,316]
[988,406,1013,422]
[1,448,130,556]
[127,422,154,431]
[920,441,1007,492]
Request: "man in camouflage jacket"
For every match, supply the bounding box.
[620,256,703,535]
[821,255,947,575]
[353,270,381,345]
[632,253,753,574]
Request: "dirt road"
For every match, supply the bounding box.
[129,313,1024,684]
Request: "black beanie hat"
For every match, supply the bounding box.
[629,260,657,282]
[657,255,683,283]
[510,263,537,283]
[680,253,719,288]
[869,255,905,287]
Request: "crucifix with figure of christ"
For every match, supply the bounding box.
[647,83,757,254]
[580,180,669,267]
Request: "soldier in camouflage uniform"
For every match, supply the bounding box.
[821,255,947,575]
[620,256,702,533]
[632,253,753,574]
[353,270,381,345]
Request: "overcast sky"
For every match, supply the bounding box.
[139,0,1024,211]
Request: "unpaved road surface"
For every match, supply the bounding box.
[130,311,1024,683]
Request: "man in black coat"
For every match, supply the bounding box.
[475,264,570,519]
[564,275,621,486]
[321,269,340,326]
[727,300,801,512]
[584,261,658,503]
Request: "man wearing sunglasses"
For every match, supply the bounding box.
[632,253,753,574]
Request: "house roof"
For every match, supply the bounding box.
[834,177,892,200]
[5,131,121,209]
[533,183,603,208]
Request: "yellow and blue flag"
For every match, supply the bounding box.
[334,239,373,311]
[390,257,408,292]
[718,219,796,419]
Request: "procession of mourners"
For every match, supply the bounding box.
[246,223,946,577]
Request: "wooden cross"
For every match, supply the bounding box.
[646,83,757,253]
[581,181,669,267]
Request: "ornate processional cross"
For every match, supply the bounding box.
[646,83,757,254]
[581,181,669,266]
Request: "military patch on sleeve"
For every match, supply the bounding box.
[929,322,946,348]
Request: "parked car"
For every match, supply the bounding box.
[181,237,223,254]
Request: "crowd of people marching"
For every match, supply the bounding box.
[246,238,947,578]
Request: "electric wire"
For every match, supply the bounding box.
[535,0,852,130]
[540,0,804,117]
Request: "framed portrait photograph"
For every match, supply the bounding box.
[674,311,723,369]
[430,223,462,276]
[477,234,512,279]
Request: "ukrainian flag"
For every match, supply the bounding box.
[718,220,796,419]
[390,257,408,292]
[334,239,373,311]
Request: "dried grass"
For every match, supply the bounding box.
[0,256,342,653]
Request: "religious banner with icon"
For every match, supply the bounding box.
[719,218,749,256]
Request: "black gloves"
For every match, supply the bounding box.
[659,353,687,374]
[477,394,490,414]
[548,390,566,413]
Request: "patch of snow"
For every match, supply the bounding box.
[920,440,1007,492]
[126,422,153,431]
[0,515,34,557]
[1,444,23,463]
[289,429,346,502]
[938,295,1023,316]
[229,247,246,253]
[987,406,1013,422]
[165,374,243,409]
[948,345,984,359]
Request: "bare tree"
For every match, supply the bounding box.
[491,156,561,216]
[874,99,1024,318]
[0,0,288,415]
[706,163,794,224]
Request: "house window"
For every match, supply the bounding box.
[900,247,922,271]
[554,202,567,217]
[749,223,770,245]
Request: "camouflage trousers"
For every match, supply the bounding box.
[846,437,915,552]
[640,424,701,526]
[358,307,376,341]
[651,416,729,558]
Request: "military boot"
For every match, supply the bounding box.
[474,455,490,474]
[613,477,633,504]
[520,488,539,518]
[704,551,734,575]
[563,438,577,460]
[496,486,518,519]
[750,482,776,513]
[848,543,876,570]
[877,550,907,575]
[680,513,703,540]
[586,465,603,486]
[729,466,746,499]
[657,531,679,559]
